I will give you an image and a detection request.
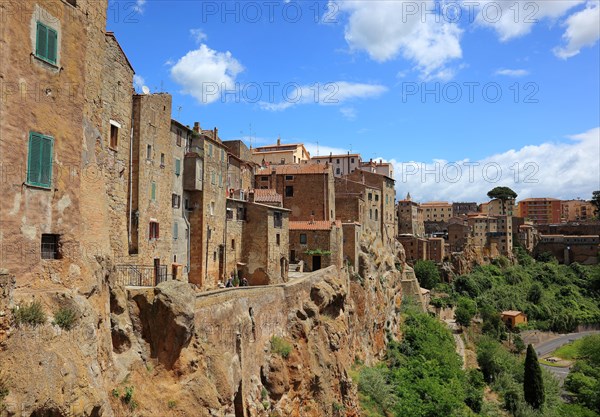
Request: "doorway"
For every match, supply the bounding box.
[312,255,321,271]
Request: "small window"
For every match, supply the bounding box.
[27,132,53,188]
[208,143,213,157]
[35,21,58,64]
[213,251,217,261]
[300,233,307,244]
[210,202,215,216]
[335,168,340,175]
[172,193,180,208]
[285,186,293,197]
[149,221,160,239]
[226,208,234,220]
[368,193,372,201]
[336,158,340,164]
[110,124,118,149]
[237,207,246,221]
[280,158,285,164]
[261,176,268,181]
[276,233,281,245]
[231,239,235,250]
[146,144,152,160]
[211,172,216,185]
[41,234,60,259]
[221,149,225,161]
[176,130,182,147]
[351,158,355,163]
[175,158,181,176]
[151,182,156,201]
[160,153,165,167]
[375,194,379,201]
[274,211,283,228]
[285,175,294,180]
[173,221,179,240]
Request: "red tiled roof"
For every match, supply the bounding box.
[251,189,282,204]
[289,220,341,231]
[257,164,329,175]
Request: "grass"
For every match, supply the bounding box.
[53,307,77,330]
[270,336,292,359]
[13,301,46,326]
[552,339,584,360]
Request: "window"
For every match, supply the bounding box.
[210,202,215,215]
[175,158,181,176]
[160,153,165,167]
[375,209,378,220]
[276,233,280,246]
[218,172,222,187]
[184,198,190,211]
[173,221,179,240]
[335,168,340,175]
[146,144,152,160]
[149,221,159,239]
[231,239,235,250]
[176,130,182,147]
[172,193,180,208]
[285,175,294,180]
[237,207,246,221]
[375,194,379,202]
[280,158,285,164]
[35,22,58,64]
[226,208,234,220]
[41,234,60,259]
[211,171,216,185]
[336,158,340,164]
[368,193,372,201]
[274,211,283,228]
[285,186,293,197]
[300,233,307,244]
[151,182,156,201]
[110,124,119,149]
[208,143,213,157]
[221,149,225,161]
[351,158,355,163]
[261,176,268,181]
[369,209,372,219]
[27,132,53,188]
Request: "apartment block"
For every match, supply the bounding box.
[452,202,478,217]
[561,199,596,222]
[518,198,562,224]
[255,164,336,222]
[251,138,310,165]
[310,153,362,177]
[421,202,453,222]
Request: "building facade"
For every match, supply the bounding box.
[518,198,562,224]
[251,139,310,166]
[421,202,453,222]
[310,153,362,177]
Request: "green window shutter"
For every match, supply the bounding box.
[47,28,57,64]
[36,23,47,59]
[151,182,156,201]
[40,135,53,187]
[28,133,42,185]
[175,158,181,176]
[173,222,178,240]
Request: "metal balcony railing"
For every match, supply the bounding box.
[115,264,168,287]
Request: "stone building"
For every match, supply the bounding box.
[255,164,336,222]
[129,93,175,279]
[397,194,425,237]
[342,222,361,268]
[427,237,446,263]
[359,159,394,178]
[251,138,310,165]
[344,170,397,245]
[397,236,428,264]
[561,199,596,222]
[480,198,516,216]
[452,202,478,217]
[421,201,453,222]
[184,124,230,288]
[447,220,470,252]
[0,0,135,286]
[534,235,599,264]
[250,189,283,207]
[310,153,362,177]
[334,177,374,232]
[289,221,343,272]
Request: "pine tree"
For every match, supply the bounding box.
[524,344,545,409]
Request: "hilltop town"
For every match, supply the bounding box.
[1,1,599,417]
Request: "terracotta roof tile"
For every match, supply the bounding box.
[289,220,341,231]
[257,164,329,175]
[251,189,282,204]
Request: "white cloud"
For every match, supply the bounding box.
[333,0,463,80]
[133,75,145,91]
[389,127,600,202]
[475,0,584,41]
[190,28,208,44]
[554,2,600,59]
[340,107,357,120]
[133,0,146,13]
[259,82,387,111]
[495,68,529,77]
[170,44,244,104]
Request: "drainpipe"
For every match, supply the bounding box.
[182,202,191,276]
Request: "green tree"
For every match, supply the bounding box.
[592,191,600,218]
[413,260,441,290]
[524,344,545,409]
[455,297,477,328]
[487,186,518,215]
[527,282,543,303]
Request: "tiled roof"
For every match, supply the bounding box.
[501,310,524,317]
[289,220,341,231]
[257,164,329,175]
[251,189,282,204]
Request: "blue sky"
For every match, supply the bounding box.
[108,0,600,202]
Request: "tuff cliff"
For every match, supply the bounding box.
[0,233,419,417]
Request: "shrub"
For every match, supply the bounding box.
[167,400,176,409]
[413,260,441,290]
[13,300,46,326]
[122,386,134,404]
[53,307,77,330]
[270,336,292,359]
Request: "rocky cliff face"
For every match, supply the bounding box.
[0,233,417,417]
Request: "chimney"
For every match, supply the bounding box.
[193,122,200,133]
[214,127,218,139]
[277,135,281,146]
[329,151,332,163]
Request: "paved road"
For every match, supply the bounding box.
[534,330,600,357]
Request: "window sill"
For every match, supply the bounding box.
[33,55,59,70]
[108,146,118,153]
[25,182,52,191]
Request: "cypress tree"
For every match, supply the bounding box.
[524,344,545,409]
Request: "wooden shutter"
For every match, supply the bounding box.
[47,28,57,63]
[40,136,53,186]
[28,133,42,185]
[175,158,181,175]
[36,23,47,59]
[151,182,156,200]
[173,222,178,240]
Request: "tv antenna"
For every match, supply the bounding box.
[177,106,182,119]
[241,123,255,149]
